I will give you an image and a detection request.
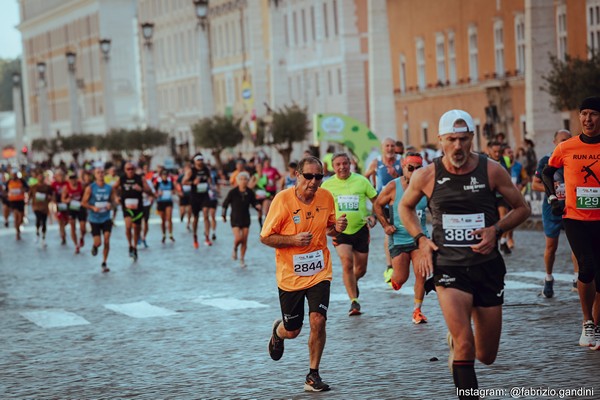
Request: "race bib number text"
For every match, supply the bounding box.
[442,213,485,247]
[576,187,600,209]
[293,250,325,276]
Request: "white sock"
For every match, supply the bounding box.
[500,237,507,245]
[546,274,553,281]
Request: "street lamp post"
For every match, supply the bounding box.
[193,0,214,118]
[12,72,25,163]
[141,22,159,128]
[36,62,50,140]
[99,39,116,131]
[66,51,82,135]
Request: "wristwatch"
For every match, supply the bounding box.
[493,223,504,239]
[413,232,426,247]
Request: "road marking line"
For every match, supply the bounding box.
[21,309,91,328]
[509,271,575,282]
[104,301,177,318]
[194,297,269,310]
[504,280,540,290]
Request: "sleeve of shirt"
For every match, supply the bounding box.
[548,145,564,168]
[326,192,337,227]
[364,176,378,199]
[534,155,549,179]
[260,192,284,238]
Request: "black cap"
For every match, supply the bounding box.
[579,96,600,113]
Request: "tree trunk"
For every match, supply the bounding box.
[277,146,293,169]
[211,149,224,171]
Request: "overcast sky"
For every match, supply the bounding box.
[0,0,22,59]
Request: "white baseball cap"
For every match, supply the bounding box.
[438,109,475,135]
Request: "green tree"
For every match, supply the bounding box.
[542,51,600,111]
[98,128,168,163]
[32,138,61,164]
[61,133,98,164]
[265,105,310,167]
[191,115,244,170]
[0,58,21,111]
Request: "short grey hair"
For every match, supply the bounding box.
[236,171,250,182]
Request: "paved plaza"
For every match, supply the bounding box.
[1,212,598,399]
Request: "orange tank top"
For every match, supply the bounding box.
[7,179,25,201]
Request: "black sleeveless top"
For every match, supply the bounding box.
[190,166,211,198]
[121,174,143,206]
[430,154,500,266]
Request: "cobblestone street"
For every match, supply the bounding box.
[1,213,598,399]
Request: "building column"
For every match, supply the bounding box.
[247,2,268,116]
[367,0,397,138]
[525,0,562,156]
[268,0,288,109]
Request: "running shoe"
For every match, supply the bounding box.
[61,237,66,245]
[412,309,428,324]
[240,260,247,268]
[211,233,216,241]
[132,248,138,262]
[447,331,454,373]
[137,238,142,246]
[35,234,39,243]
[91,246,98,256]
[304,371,331,392]
[169,235,175,242]
[4,221,7,227]
[500,242,512,255]
[542,278,554,298]
[348,301,361,316]
[383,266,393,284]
[204,238,212,246]
[142,239,148,248]
[79,237,84,248]
[572,279,578,292]
[101,262,110,273]
[591,325,600,351]
[75,246,80,255]
[162,236,166,244]
[580,320,596,347]
[268,319,284,361]
[128,246,134,258]
[193,236,199,249]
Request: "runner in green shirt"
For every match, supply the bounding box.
[321,152,378,316]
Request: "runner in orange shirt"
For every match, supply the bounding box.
[543,96,600,349]
[260,156,347,392]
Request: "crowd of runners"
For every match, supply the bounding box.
[2,99,600,397]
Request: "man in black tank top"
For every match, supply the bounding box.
[399,110,530,399]
[114,162,154,262]
[182,153,214,249]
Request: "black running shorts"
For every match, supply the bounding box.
[332,224,370,253]
[563,218,600,290]
[156,201,173,212]
[278,280,330,331]
[8,200,25,213]
[433,256,506,307]
[91,220,113,236]
[191,194,209,215]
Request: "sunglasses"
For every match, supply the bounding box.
[125,168,134,171]
[406,165,422,172]
[301,173,324,181]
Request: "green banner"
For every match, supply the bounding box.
[313,113,381,171]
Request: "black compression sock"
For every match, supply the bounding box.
[453,360,478,399]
